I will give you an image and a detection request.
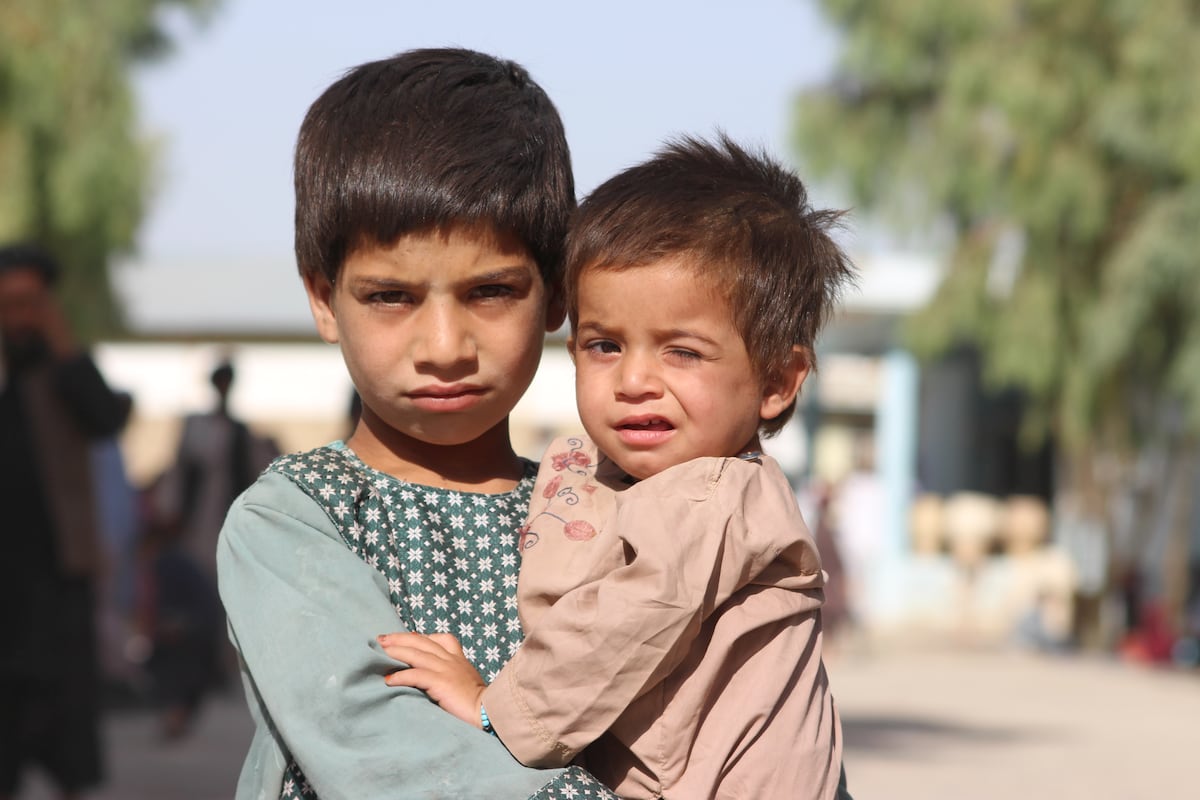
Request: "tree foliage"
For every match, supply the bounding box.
[795,0,1200,452]
[0,0,219,339]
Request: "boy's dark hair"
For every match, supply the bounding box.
[294,48,575,287]
[565,134,855,436]
[0,242,60,285]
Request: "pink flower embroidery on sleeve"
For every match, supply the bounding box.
[550,451,571,471]
[542,475,563,499]
[563,519,597,541]
[568,450,592,468]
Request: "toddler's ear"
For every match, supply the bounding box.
[759,346,810,421]
[304,274,340,345]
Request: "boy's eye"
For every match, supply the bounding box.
[668,348,702,362]
[472,284,516,300]
[368,290,414,305]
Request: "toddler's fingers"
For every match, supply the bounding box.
[377,632,444,657]
[384,669,427,688]
[378,631,435,647]
[379,640,444,667]
[427,633,465,655]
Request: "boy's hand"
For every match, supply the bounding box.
[378,632,488,729]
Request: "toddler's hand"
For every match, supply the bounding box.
[378,632,488,729]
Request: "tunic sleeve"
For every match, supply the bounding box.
[217,472,577,800]
[482,456,821,767]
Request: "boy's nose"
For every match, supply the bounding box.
[413,303,477,369]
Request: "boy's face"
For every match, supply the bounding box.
[306,223,562,454]
[571,259,798,480]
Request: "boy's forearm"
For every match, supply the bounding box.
[218,474,566,799]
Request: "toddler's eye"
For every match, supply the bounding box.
[583,340,620,355]
[668,348,702,362]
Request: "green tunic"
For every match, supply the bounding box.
[217,443,616,800]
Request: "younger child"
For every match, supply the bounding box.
[383,135,855,798]
[216,48,618,800]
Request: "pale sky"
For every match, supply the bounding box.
[117,0,840,333]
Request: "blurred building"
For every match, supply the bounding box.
[793,253,1072,643]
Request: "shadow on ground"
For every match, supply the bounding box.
[841,713,1059,755]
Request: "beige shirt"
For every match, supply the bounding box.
[483,436,844,800]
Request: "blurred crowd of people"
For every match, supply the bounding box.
[0,243,277,800]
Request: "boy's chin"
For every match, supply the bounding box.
[399,417,511,450]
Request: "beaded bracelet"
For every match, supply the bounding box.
[480,704,496,736]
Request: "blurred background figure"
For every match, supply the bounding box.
[829,435,885,628]
[154,359,279,583]
[809,479,853,648]
[132,474,225,742]
[0,243,131,800]
[140,358,278,734]
[88,391,144,703]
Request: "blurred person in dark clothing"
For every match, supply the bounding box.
[133,476,224,741]
[155,359,278,582]
[149,359,277,711]
[91,392,143,696]
[0,243,130,800]
[811,479,852,645]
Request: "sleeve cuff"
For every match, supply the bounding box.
[482,662,576,768]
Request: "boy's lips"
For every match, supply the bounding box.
[408,384,487,411]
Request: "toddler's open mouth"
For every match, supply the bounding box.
[618,417,674,431]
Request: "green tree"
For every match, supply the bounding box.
[0,0,219,339]
[796,0,1200,635]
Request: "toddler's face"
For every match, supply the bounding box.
[306,223,558,455]
[572,259,784,480]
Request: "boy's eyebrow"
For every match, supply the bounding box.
[465,265,537,285]
[348,265,536,290]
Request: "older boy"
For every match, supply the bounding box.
[217,49,615,800]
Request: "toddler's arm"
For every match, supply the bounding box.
[482,457,820,767]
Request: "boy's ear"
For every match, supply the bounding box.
[304,273,340,345]
[545,285,567,333]
[759,346,810,421]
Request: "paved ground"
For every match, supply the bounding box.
[15,644,1198,799]
[829,642,1199,799]
[19,690,254,800]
